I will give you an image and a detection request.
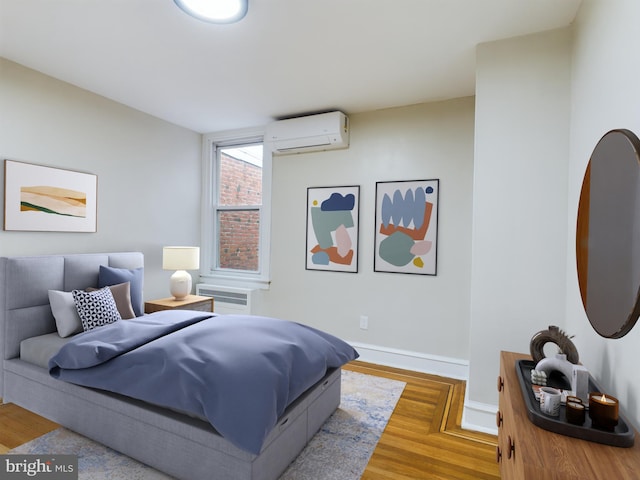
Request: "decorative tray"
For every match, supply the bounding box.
[515,360,635,447]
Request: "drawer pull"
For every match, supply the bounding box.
[507,435,515,459]
[279,417,289,430]
[496,446,502,463]
[497,375,504,392]
[496,411,503,428]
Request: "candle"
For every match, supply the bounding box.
[565,396,586,425]
[589,392,619,431]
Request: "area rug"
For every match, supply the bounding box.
[10,370,405,479]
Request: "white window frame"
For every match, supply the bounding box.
[200,127,272,290]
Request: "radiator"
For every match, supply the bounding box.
[196,284,254,314]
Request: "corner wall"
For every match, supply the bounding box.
[467,28,572,431]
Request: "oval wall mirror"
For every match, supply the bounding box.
[576,128,640,338]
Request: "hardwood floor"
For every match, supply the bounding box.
[0,401,58,453]
[346,361,500,480]
[0,361,500,479]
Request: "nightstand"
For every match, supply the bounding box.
[144,295,214,314]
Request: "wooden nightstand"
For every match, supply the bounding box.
[144,295,214,314]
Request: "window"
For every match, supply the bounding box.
[217,144,261,271]
[201,129,271,289]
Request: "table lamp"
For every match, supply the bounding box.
[162,246,200,299]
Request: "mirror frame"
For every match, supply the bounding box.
[576,128,640,338]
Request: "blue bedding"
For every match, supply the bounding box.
[49,311,358,454]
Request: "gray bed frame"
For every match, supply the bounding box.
[0,252,342,480]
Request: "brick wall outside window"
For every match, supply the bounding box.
[218,153,262,271]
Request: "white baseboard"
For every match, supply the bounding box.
[348,341,469,380]
[461,399,499,435]
[349,341,499,435]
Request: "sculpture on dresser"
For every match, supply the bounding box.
[529,325,579,364]
[529,325,589,403]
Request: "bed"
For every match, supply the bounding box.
[0,252,358,480]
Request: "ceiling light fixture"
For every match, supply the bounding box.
[174,0,248,24]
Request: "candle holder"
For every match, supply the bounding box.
[565,396,586,425]
[589,392,619,431]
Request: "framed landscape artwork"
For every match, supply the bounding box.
[4,160,97,232]
[374,179,439,275]
[306,185,360,273]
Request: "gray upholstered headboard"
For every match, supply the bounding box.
[0,252,144,397]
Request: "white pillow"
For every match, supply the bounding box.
[48,290,83,337]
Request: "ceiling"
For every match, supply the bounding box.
[0,0,582,133]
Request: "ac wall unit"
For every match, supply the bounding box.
[196,284,254,315]
[265,111,349,155]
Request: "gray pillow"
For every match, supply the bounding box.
[72,287,122,332]
[48,290,83,337]
[87,282,136,319]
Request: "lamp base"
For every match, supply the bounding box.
[170,270,192,300]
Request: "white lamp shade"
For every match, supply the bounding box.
[163,246,200,271]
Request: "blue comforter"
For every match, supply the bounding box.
[48,311,358,454]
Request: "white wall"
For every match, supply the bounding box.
[259,99,476,374]
[566,0,640,430]
[467,0,640,433]
[466,28,572,430]
[0,59,202,298]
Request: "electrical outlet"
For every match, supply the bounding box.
[359,315,368,330]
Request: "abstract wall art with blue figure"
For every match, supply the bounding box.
[374,179,439,275]
[306,185,360,272]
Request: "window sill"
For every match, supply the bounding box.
[197,273,270,291]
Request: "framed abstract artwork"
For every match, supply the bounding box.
[374,179,439,275]
[4,160,98,232]
[306,185,360,272]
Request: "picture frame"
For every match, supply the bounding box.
[306,185,360,273]
[4,160,97,232]
[374,179,439,275]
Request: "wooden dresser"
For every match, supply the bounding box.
[497,351,640,479]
